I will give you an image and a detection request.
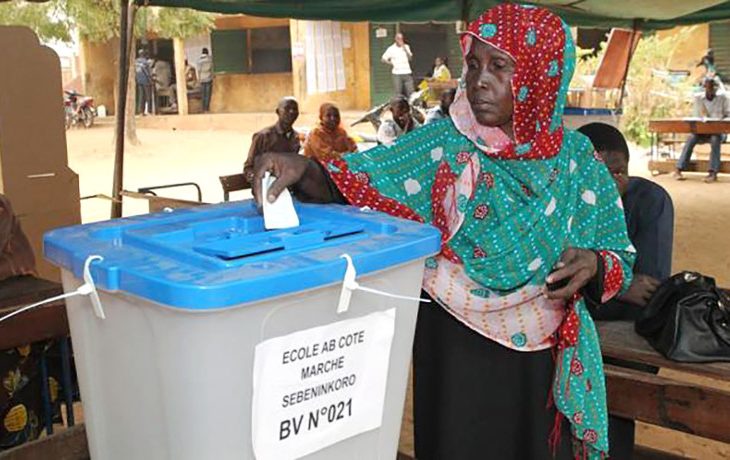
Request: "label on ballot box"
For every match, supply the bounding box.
[251,309,396,460]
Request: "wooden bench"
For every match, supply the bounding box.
[219,173,251,202]
[597,321,730,445]
[649,158,730,175]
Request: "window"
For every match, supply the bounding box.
[251,27,292,74]
[210,27,292,75]
[211,30,249,74]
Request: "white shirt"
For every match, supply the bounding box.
[693,92,730,119]
[153,60,172,89]
[382,43,412,75]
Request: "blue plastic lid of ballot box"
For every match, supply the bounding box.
[43,201,440,310]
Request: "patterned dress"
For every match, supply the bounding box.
[318,5,635,459]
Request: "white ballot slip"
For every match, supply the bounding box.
[262,171,300,230]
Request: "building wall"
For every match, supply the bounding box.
[78,15,372,115]
[80,38,118,115]
[289,21,371,113]
[210,73,293,113]
[210,15,295,113]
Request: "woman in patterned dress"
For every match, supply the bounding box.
[253,5,634,459]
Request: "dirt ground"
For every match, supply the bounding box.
[64,114,730,458]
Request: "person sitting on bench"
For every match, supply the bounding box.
[579,122,675,459]
[674,77,730,183]
[243,97,301,184]
[0,193,57,449]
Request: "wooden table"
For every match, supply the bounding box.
[649,118,730,135]
[597,321,730,445]
[0,276,67,350]
[648,118,730,174]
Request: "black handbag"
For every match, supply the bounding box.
[635,271,730,362]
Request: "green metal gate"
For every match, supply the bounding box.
[710,22,730,80]
[369,23,398,107]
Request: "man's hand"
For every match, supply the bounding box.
[618,274,660,307]
[544,248,598,301]
[252,153,310,205]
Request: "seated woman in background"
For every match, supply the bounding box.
[303,103,358,161]
[419,56,453,104]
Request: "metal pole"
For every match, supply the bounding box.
[111,0,130,218]
[617,21,640,109]
[460,0,472,23]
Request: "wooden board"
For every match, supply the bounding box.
[0,276,68,350]
[648,159,730,174]
[0,27,82,281]
[649,119,730,135]
[0,275,62,309]
[605,364,730,444]
[596,321,730,382]
[592,29,640,90]
[0,424,88,460]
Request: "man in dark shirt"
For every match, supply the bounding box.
[580,123,674,318]
[244,97,301,182]
[579,122,675,460]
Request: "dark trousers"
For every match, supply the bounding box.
[201,81,213,112]
[413,298,573,460]
[393,74,415,98]
[677,133,726,172]
[135,83,152,115]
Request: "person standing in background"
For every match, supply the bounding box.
[198,48,214,112]
[382,33,414,98]
[135,49,153,115]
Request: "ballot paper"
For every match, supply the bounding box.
[262,172,300,230]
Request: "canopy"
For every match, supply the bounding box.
[139,0,730,29]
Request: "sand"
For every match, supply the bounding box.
[64,114,730,458]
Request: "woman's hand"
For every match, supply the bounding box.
[252,153,310,205]
[618,274,660,307]
[544,248,598,301]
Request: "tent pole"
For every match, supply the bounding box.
[617,20,640,110]
[111,0,131,219]
[461,0,471,23]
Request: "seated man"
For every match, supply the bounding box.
[243,97,301,183]
[579,122,674,459]
[674,77,730,183]
[425,88,456,125]
[377,95,421,146]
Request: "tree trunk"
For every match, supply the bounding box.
[124,6,139,145]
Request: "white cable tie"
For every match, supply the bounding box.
[83,255,105,319]
[336,254,430,315]
[0,255,105,324]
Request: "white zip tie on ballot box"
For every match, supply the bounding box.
[0,255,105,325]
[336,254,431,314]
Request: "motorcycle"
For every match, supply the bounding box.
[64,90,96,129]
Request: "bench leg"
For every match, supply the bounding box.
[60,338,75,427]
[39,352,53,435]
